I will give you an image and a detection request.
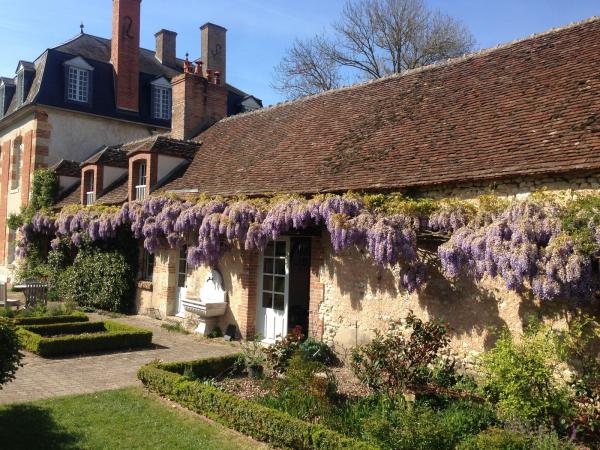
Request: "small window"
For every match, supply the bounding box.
[143,249,154,281]
[177,246,187,288]
[67,66,90,103]
[152,85,171,120]
[16,71,24,107]
[135,161,147,201]
[10,138,23,190]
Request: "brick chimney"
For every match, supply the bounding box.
[111,0,141,112]
[201,23,227,84]
[171,62,228,140]
[155,29,177,68]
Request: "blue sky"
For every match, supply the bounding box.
[0,0,598,105]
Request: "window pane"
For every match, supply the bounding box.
[177,273,186,288]
[263,258,273,274]
[275,241,286,257]
[262,292,272,308]
[273,294,285,311]
[263,275,273,291]
[274,258,285,275]
[265,242,275,256]
[274,276,285,293]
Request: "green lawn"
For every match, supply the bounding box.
[0,387,267,450]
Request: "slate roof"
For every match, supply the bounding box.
[163,17,600,196]
[0,33,261,127]
[54,181,81,209]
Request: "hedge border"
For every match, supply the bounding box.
[138,355,376,450]
[17,320,152,357]
[12,312,89,326]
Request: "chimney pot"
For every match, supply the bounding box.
[155,29,177,68]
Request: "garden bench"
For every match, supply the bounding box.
[21,280,48,309]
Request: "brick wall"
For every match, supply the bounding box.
[171,72,228,140]
[111,0,141,112]
[308,236,325,339]
[80,165,103,205]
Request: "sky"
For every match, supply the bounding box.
[0,0,598,106]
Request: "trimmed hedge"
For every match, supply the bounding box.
[17,320,152,357]
[138,356,376,450]
[13,312,89,326]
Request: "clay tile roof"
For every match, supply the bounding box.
[50,159,81,178]
[123,134,200,160]
[81,144,128,168]
[96,175,128,205]
[54,181,81,209]
[163,17,600,196]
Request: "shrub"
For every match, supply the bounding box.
[17,320,152,357]
[237,336,267,377]
[0,318,23,388]
[59,249,134,312]
[259,353,337,421]
[12,312,88,326]
[263,325,304,373]
[457,427,574,450]
[300,338,336,365]
[138,357,375,450]
[480,323,576,428]
[351,312,450,396]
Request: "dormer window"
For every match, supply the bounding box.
[150,77,171,120]
[64,57,94,104]
[83,170,95,205]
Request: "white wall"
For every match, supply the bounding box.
[103,166,127,190]
[157,154,185,182]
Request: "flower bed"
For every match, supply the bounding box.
[137,355,375,450]
[12,312,89,326]
[17,320,152,357]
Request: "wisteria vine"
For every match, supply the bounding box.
[17,192,600,300]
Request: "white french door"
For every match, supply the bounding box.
[176,246,187,317]
[257,238,289,343]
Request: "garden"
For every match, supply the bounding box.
[139,314,600,450]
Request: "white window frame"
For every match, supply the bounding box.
[135,161,147,201]
[151,77,172,120]
[64,57,94,104]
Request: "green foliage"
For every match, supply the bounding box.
[0,318,23,387]
[351,312,450,396]
[457,427,573,450]
[263,325,305,373]
[160,322,190,334]
[259,352,337,421]
[300,338,336,365]
[12,312,88,326]
[238,335,267,376]
[162,354,241,380]
[58,248,134,312]
[17,320,152,357]
[480,323,576,428]
[138,358,376,450]
[8,169,58,231]
[207,326,223,338]
[560,193,600,255]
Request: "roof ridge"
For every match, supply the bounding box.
[214,15,600,127]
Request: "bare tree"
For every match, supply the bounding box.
[271,35,342,100]
[273,0,474,99]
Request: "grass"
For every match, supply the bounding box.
[161,322,190,334]
[0,387,267,450]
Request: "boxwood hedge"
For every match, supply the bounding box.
[12,312,89,326]
[17,320,152,357]
[138,355,376,450]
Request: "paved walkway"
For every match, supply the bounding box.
[0,314,239,405]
